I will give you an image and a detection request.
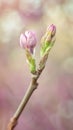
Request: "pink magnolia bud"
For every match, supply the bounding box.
[20,31,37,53]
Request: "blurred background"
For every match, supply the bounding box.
[0,0,73,130]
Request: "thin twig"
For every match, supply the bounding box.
[7,67,44,130]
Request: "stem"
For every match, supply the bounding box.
[13,77,38,119]
[7,68,43,130]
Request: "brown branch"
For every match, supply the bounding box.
[7,67,44,130]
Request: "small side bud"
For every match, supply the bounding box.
[40,24,56,57]
[39,24,56,70]
[47,24,56,37]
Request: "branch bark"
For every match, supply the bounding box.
[7,67,44,130]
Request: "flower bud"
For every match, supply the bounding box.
[47,24,56,37]
[20,31,37,54]
[39,24,56,69]
[40,24,56,57]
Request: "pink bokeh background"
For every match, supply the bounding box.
[0,0,73,130]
